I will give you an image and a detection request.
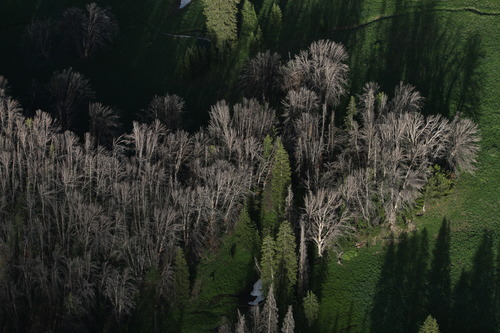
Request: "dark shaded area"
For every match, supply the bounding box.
[280,0,363,55]
[370,230,429,333]
[427,219,451,332]
[451,231,497,333]
[370,219,498,332]
[364,0,484,119]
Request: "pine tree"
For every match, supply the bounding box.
[276,221,297,303]
[261,137,291,235]
[281,306,295,333]
[260,235,278,293]
[260,284,278,333]
[418,315,440,333]
[173,247,190,307]
[303,291,319,327]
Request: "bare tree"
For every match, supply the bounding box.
[48,68,94,131]
[298,218,309,295]
[282,40,349,108]
[282,87,320,127]
[303,188,352,257]
[61,7,86,57]
[62,3,119,59]
[232,98,276,141]
[24,18,54,59]
[102,266,138,321]
[208,100,238,160]
[260,284,278,333]
[89,102,121,147]
[82,3,119,59]
[236,309,249,333]
[240,50,282,101]
[0,76,9,98]
[281,305,295,333]
[293,113,324,189]
[445,114,480,175]
[143,93,185,130]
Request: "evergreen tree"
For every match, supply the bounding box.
[261,137,291,235]
[418,315,440,333]
[276,221,297,303]
[281,305,295,333]
[303,291,319,327]
[173,248,190,307]
[263,134,274,161]
[203,0,241,48]
[240,0,258,38]
[267,3,282,46]
[235,204,259,253]
[260,235,278,293]
[260,284,279,333]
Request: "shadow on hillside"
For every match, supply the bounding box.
[364,0,483,119]
[370,218,498,333]
[280,0,363,54]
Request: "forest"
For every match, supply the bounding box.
[0,0,498,332]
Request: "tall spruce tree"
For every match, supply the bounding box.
[234,204,259,253]
[276,221,297,304]
[240,0,258,38]
[260,235,278,293]
[418,315,440,333]
[261,137,291,235]
[303,291,319,327]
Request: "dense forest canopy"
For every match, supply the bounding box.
[0,0,498,332]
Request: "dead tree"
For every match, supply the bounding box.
[240,50,282,102]
[282,40,349,108]
[24,18,54,59]
[143,93,185,130]
[445,114,480,175]
[62,3,119,59]
[48,68,94,131]
[89,102,121,147]
[302,188,352,257]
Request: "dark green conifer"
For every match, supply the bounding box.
[261,137,291,235]
[276,221,297,302]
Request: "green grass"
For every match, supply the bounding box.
[180,230,258,332]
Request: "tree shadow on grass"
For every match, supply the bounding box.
[451,230,497,333]
[279,0,364,55]
[370,218,498,332]
[370,228,429,333]
[365,0,484,119]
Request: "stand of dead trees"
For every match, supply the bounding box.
[0,39,479,332]
[0,77,272,330]
[24,3,119,61]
